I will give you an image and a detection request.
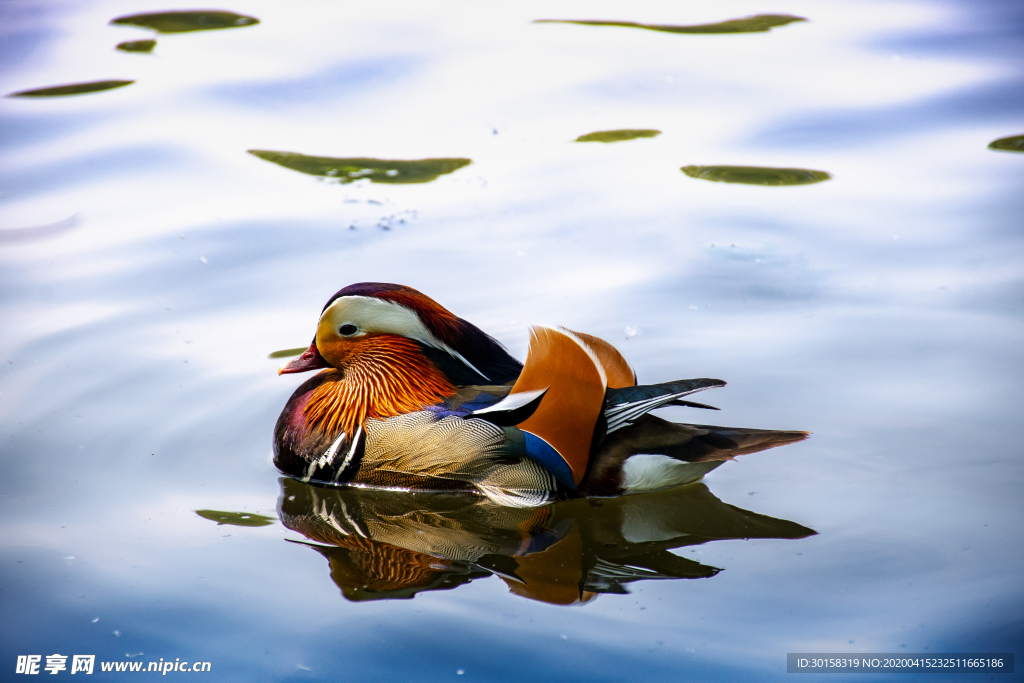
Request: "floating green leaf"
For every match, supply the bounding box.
[575,129,661,143]
[988,135,1024,153]
[110,10,259,34]
[268,347,307,359]
[7,80,135,98]
[116,39,156,53]
[535,14,806,35]
[682,165,831,186]
[195,509,275,527]
[248,150,473,185]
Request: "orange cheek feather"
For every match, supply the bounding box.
[315,335,359,368]
[304,335,455,438]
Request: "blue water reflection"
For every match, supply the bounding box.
[755,77,1024,148]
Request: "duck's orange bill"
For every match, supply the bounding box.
[278,342,330,375]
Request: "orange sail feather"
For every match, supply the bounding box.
[509,327,608,485]
[571,330,636,389]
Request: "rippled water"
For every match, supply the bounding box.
[2,0,1022,680]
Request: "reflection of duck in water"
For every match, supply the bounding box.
[279,477,816,605]
[276,283,806,505]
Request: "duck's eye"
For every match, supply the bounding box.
[338,324,358,336]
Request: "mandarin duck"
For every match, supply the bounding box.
[275,283,804,506]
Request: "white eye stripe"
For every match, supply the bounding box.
[320,296,490,380]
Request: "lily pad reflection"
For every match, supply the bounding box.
[116,40,156,53]
[575,129,661,143]
[110,11,259,34]
[195,509,275,527]
[7,80,134,98]
[988,135,1024,152]
[682,165,831,186]
[248,150,472,185]
[535,15,806,35]
[268,347,307,359]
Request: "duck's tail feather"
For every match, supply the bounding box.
[507,326,608,487]
[580,414,809,496]
[678,423,809,462]
[603,378,725,434]
[666,399,720,410]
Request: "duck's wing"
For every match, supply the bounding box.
[504,326,609,488]
[481,327,714,490]
[443,384,511,411]
[569,330,636,388]
[603,378,725,434]
[468,388,548,426]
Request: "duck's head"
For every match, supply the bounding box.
[278,282,523,384]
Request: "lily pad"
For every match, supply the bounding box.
[575,129,661,143]
[116,39,156,53]
[682,165,831,186]
[534,14,806,35]
[268,347,307,359]
[195,509,275,527]
[248,150,473,184]
[988,135,1024,152]
[110,10,259,34]
[7,80,134,98]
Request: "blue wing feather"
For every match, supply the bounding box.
[522,432,576,490]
